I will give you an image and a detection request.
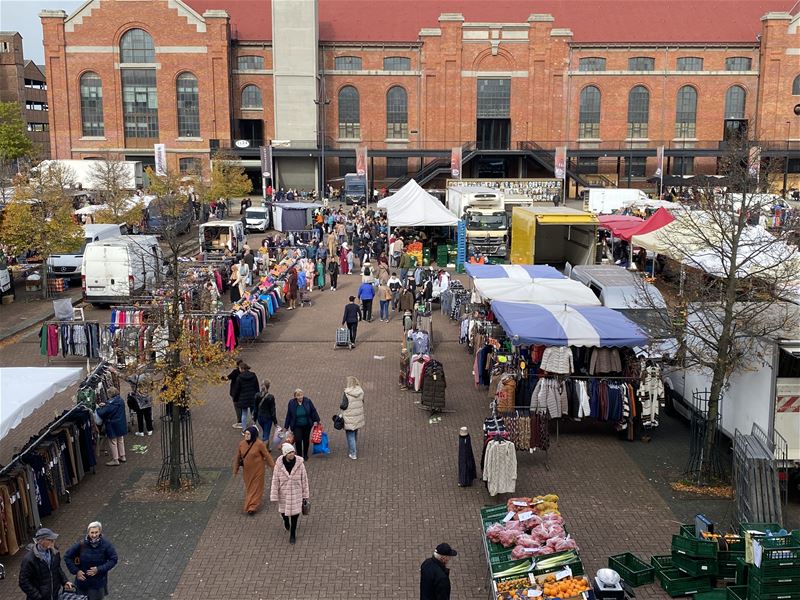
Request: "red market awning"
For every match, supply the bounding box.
[618,207,675,242]
[597,215,644,237]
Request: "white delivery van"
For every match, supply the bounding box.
[48,223,122,279]
[244,206,270,232]
[199,221,245,254]
[81,235,162,306]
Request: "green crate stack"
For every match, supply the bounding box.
[609,553,655,587]
[672,551,719,577]
[718,551,744,581]
[745,532,800,600]
[727,586,748,600]
[672,531,719,558]
[652,555,674,583]
[659,569,713,597]
[436,245,449,267]
[695,590,728,600]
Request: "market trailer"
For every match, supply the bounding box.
[510,207,598,266]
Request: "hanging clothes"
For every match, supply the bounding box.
[540,347,574,374]
[483,439,517,496]
[458,433,477,487]
[589,348,622,374]
[638,361,664,428]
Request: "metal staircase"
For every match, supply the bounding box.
[517,141,594,189]
[387,142,478,189]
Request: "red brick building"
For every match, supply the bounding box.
[41,0,800,193]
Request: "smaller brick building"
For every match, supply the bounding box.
[0,32,50,160]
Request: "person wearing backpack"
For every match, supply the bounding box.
[255,380,278,450]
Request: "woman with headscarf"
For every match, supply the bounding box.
[270,443,310,544]
[64,521,119,599]
[233,426,275,515]
[315,257,325,291]
[339,243,349,275]
[341,376,366,460]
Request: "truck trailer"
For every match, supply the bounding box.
[36,159,144,190]
[510,206,598,266]
[582,188,649,214]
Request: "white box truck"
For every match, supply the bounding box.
[81,235,162,305]
[199,221,246,254]
[446,185,508,259]
[664,311,800,489]
[583,188,649,214]
[36,159,144,190]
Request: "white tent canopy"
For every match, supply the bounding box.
[473,277,601,306]
[382,180,458,227]
[0,367,84,440]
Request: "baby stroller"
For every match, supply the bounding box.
[299,289,313,307]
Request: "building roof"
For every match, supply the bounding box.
[183,0,796,44]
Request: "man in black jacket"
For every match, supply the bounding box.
[342,296,362,349]
[420,543,457,600]
[19,528,75,600]
[224,358,244,428]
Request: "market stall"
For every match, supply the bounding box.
[272,202,319,232]
[384,182,458,229]
[464,264,565,280]
[597,214,644,238]
[473,278,601,305]
[480,495,590,599]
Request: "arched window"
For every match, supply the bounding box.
[675,85,697,138]
[578,85,601,138]
[79,72,104,136]
[241,85,262,109]
[176,73,200,137]
[386,86,408,139]
[120,28,154,63]
[627,85,650,138]
[338,85,360,139]
[724,85,746,120]
[792,75,800,96]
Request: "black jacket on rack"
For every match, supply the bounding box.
[421,360,446,410]
[458,433,477,487]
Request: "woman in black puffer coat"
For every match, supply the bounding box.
[232,362,260,430]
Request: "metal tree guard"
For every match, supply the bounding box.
[157,403,199,489]
[684,389,724,484]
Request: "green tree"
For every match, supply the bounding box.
[0,161,83,298]
[0,101,33,162]
[208,151,253,203]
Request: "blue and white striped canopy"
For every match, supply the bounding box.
[463,264,564,280]
[491,301,649,347]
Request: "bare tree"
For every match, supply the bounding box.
[637,136,800,483]
[90,155,144,227]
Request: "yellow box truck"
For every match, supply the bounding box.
[510,206,598,266]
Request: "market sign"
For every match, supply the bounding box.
[446,179,563,203]
[235,139,251,148]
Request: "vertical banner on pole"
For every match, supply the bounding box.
[655,145,665,196]
[748,145,761,182]
[260,145,272,200]
[451,146,462,179]
[554,146,567,203]
[154,143,167,176]
[356,144,368,203]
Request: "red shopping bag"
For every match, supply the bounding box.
[310,423,324,444]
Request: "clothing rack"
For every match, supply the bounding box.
[0,361,108,478]
[42,320,101,368]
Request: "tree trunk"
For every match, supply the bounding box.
[168,401,182,490]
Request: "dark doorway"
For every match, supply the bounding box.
[477,118,510,150]
[476,157,508,178]
[237,119,263,146]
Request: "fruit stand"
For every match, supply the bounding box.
[480,495,589,599]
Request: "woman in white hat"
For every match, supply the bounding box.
[270,443,310,544]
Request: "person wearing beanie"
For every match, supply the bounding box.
[19,528,75,599]
[64,521,119,599]
[233,426,275,515]
[270,443,310,544]
[96,387,127,466]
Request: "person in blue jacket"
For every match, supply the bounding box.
[284,389,320,460]
[64,521,119,600]
[96,387,128,467]
[357,280,376,322]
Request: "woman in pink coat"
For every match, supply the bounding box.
[270,443,310,544]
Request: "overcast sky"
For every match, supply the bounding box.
[0,1,84,64]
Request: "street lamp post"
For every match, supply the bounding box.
[785,120,791,197]
[315,75,331,200]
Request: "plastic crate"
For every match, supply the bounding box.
[718,551,744,580]
[695,591,728,600]
[673,533,719,559]
[727,586,748,600]
[608,553,655,587]
[759,532,800,566]
[487,547,514,565]
[739,523,782,537]
[747,589,800,600]
[672,551,719,577]
[749,570,800,593]
[491,558,532,578]
[652,555,674,571]
[659,569,712,597]
[532,554,585,577]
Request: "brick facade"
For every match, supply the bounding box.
[41,1,800,186]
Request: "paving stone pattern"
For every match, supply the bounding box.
[2,263,708,599]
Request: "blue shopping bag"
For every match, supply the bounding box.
[312,431,330,455]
